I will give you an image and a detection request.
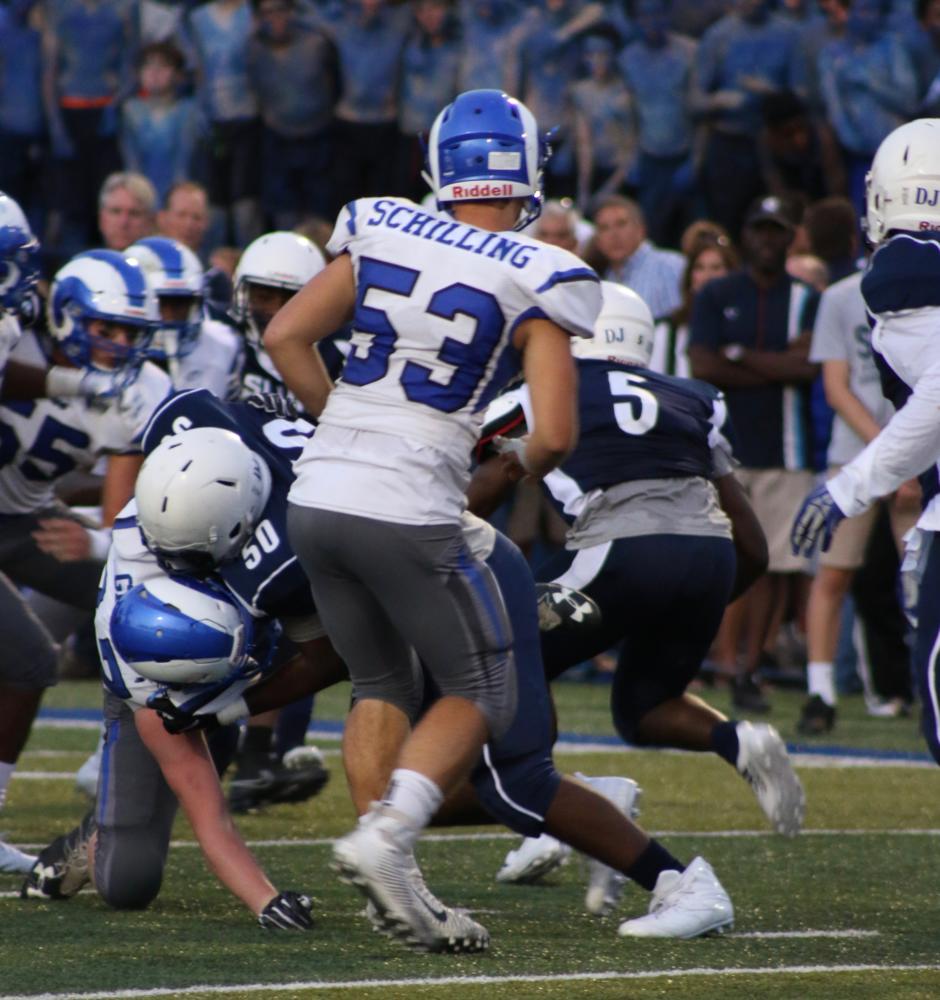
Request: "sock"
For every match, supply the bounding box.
[242,725,274,756]
[709,720,740,768]
[807,662,836,706]
[0,761,14,811]
[381,768,444,836]
[625,839,685,892]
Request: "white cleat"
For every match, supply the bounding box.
[736,721,805,836]
[0,838,37,874]
[333,809,489,954]
[578,774,642,916]
[495,833,571,885]
[617,856,733,939]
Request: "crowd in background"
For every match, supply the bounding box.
[0,0,926,725]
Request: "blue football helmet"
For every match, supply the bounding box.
[125,236,204,361]
[424,89,550,231]
[110,575,259,687]
[0,191,40,320]
[47,249,159,388]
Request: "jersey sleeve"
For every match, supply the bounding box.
[524,246,602,340]
[326,200,366,258]
[101,364,174,453]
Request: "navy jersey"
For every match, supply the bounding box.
[140,389,316,618]
[239,331,351,403]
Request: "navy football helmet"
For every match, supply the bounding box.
[425,89,551,231]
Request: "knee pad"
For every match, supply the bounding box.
[471,747,561,838]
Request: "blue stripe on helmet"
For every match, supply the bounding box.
[137,237,185,281]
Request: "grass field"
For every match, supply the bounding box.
[2,679,940,1000]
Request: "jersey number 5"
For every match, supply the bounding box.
[609,371,659,436]
[343,257,506,413]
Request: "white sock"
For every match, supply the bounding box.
[0,761,15,811]
[807,662,837,706]
[381,768,444,836]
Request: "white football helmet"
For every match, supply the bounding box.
[125,236,204,360]
[232,232,326,347]
[0,190,40,319]
[572,281,655,367]
[866,118,940,244]
[135,427,272,570]
[110,576,254,686]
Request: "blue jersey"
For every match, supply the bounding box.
[141,389,316,618]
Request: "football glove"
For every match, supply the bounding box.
[147,694,218,735]
[790,484,846,557]
[244,392,299,420]
[258,891,314,931]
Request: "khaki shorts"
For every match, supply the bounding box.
[735,467,815,573]
[820,467,919,570]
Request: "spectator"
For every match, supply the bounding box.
[188,0,261,246]
[680,218,732,256]
[247,0,338,229]
[818,0,919,215]
[42,0,137,257]
[121,42,200,207]
[619,0,697,248]
[532,198,581,253]
[688,194,819,713]
[801,0,849,110]
[692,0,807,238]
[804,195,860,284]
[571,29,636,213]
[0,0,45,231]
[909,0,940,106]
[592,194,685,320]
[651,233,739,378]
[799,268,918,734]
[758,90,846,203]
[98,172,157,251]
[157,181,211,256]
[396,0,461,201]
[457,0,523,91]
[786,253,829,292]
[314,0,410,210]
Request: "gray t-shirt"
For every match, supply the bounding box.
[809,271,894,466]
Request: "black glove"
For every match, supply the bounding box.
[147,694,217,736]
[244,392,299,420]
[258,891,314,930]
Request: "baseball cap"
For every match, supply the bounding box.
[744,195,795,230]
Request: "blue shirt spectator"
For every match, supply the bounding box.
[0,0,43,138]
[188,0,258,122]
[121,43,200,205]
[693,0,807,137]
[818,0,919,158]
[398,1,462,137]
[457,0,523,90]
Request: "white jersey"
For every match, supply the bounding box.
[168,318,243,399]
[0,358,171,515]
[0,313,22,378]
[95,501,257,714]
[289,197,602,524]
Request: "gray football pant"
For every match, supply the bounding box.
[0,508,102,688]
[286,505,517,741]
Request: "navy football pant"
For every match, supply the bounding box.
[913,531,940,765]
[539,534,736,744]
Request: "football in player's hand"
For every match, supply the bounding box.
[535,583,602,633]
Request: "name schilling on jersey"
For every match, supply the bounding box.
[363,198,536,271]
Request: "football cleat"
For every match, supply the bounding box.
[617,856,733,939]
[578,774,642,916]
[333,808,489,954]
[0,838,37,875]
[228,746,329,814]
[536,583,602,634]
[21,811,96,900]
[736,722,805,837]
[495,832,571,884]
[797,694,836,735]
[730,674,770,714]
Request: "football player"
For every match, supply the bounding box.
[469,281,805,881]
[125,236,243,398]
[0,246,170,873]
[791,119,940,768]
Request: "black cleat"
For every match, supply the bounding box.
[731,674,771,714]
[21,811,96,901]
[228,746,329,814]
[797,694,836,735]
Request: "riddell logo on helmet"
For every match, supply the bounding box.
[452,183,514,198]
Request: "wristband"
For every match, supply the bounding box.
[216,696,249,726]
[45,366,85,398]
